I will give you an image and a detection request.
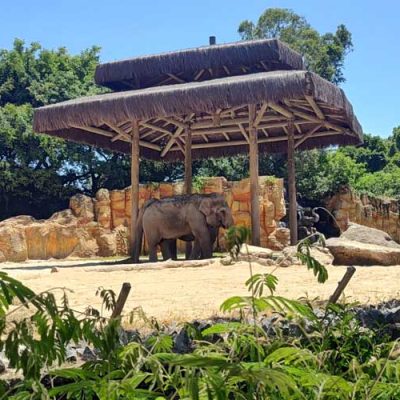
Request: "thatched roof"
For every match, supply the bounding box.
[33,70,362,162]
[95,39,305,91]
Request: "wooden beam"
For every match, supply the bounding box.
[184,125,192,194]
[140,122,172,136]
[161,117,186,129]
[201,134,209,142]
[269,102,294,119]
[70,124,161,151]
[161,126,184,157]
[238,124,250,143]
[305,95,325,120]
[168,130,343,152]
[70,124,113,137]
[295,124,323,149]
[151,132,170,143]
[223,65,230,75]
[166,73,185,83]
[194,69,205,81]
[131,120,140,261]
[222,131,230,141]
[254,103,269,127]
[248,104,260,246]
[287,119,298,245]
[213,109,221,126]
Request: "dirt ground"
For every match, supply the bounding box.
[1,257,400,324]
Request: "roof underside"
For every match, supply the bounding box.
[33,70,363,162]
[95,39,305,91]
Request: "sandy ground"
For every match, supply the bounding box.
[1,257,400,323]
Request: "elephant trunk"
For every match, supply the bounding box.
[312,208,320,223]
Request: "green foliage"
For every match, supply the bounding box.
[238,8,353,84]
[1,241,400,398]
[224,225,251,259]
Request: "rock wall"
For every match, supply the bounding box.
[326,187,400,242]
[0,176,288,262]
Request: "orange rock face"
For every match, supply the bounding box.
[0,176,288,261]
[325,187,400,242]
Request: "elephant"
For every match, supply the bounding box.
[133,193,233,262]
[160,225,219,261]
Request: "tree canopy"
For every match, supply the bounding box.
[238,8,353,84]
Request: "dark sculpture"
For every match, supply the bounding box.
[297,205,320,240]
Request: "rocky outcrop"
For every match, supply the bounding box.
[326,223,400,266]
[0,176,287,262]
[326,186,400,243]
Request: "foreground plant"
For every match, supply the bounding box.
[1,228,400,399]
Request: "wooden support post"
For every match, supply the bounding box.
[184,124,192,194]
[111,282,132,318]
[328,266,356,304]
[130,120,140,260]
[249,104,261,246]
[287,118,298,245]
[184,124,193,259]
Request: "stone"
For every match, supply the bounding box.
[25,223,81,259]
[96,231,117,257]
[341,223,400,249]
[0,360,5,374]
[66,345,77,362]
[202,177,227,194]
[95,189,111,229]
[0,224,28,262]
[326,237,400,266]
[69,194,94,225]
[110,190,127,228]
[78,346,96,361]
[231,179,251,202]
[173,329,192,354]
[240,245,274,259]
[159,183,174,198]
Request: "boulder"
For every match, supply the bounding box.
[341,223,400,249]
[95,189,111,229]
[69,194,94,224]
[326,223,400,266]
[0,224,28,262]
[326,238,400,266]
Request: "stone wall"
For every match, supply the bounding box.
[326,187,400,242]
[0,176,288,262]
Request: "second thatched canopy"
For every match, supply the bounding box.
[33,70,362,162]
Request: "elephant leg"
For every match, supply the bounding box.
[170,240,178,260]
[160,239,178,260]
[192,232,212,259]
[148,240,158,262]
[160,240,171,261]
[185,242,192,260]
[190,240,201,260]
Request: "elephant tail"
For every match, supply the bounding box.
[132,206,145,263]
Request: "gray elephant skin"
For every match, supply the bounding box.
[133,193,233,262]
[160,225,219,261]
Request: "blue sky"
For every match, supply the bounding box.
[1,0,399,137]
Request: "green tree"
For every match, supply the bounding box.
[0,40,128,219]
[238,8,353,84]
[339,133,388,173]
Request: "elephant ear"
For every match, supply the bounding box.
[199,197,213,216]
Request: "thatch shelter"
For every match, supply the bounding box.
[33,39,363,254]
[95,39,305,90]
